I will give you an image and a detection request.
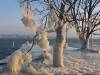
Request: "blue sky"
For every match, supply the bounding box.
[0,0,77,38]
[0,0,33,35]
[0,0,99,38]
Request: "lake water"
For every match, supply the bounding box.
[0,38,100,60]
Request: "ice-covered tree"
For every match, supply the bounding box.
[19,0,78,67]
[69,0,100,49]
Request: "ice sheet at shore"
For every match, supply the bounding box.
[0,45,100,74]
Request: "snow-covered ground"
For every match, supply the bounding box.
[64,48,100,74]
[0,45,100,75]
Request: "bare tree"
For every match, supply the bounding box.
[70,0,100,49]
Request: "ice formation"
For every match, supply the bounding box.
[8,50,32,75]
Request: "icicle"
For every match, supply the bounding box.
[21,0,36,32]
[48,8,58,31]
[38,31,49,51]
[42,51,52,65]
[8,50,32,75]
[24,64,37,75]
[36,30,53,65]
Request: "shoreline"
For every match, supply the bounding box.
[0,46,100,75]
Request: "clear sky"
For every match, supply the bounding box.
[0,0,99,38]
[0,0,33,35]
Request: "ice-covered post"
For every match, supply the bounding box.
[37,30,52,65]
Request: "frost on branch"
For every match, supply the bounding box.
[48,8,58,31]
[21,0,36,32]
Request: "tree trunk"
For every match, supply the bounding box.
[80,34,90,49]
[76,32,90,49]
[53,25,65,67]
[65,27,69,48]
[53,0,65,67]
[81,39,89,49]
